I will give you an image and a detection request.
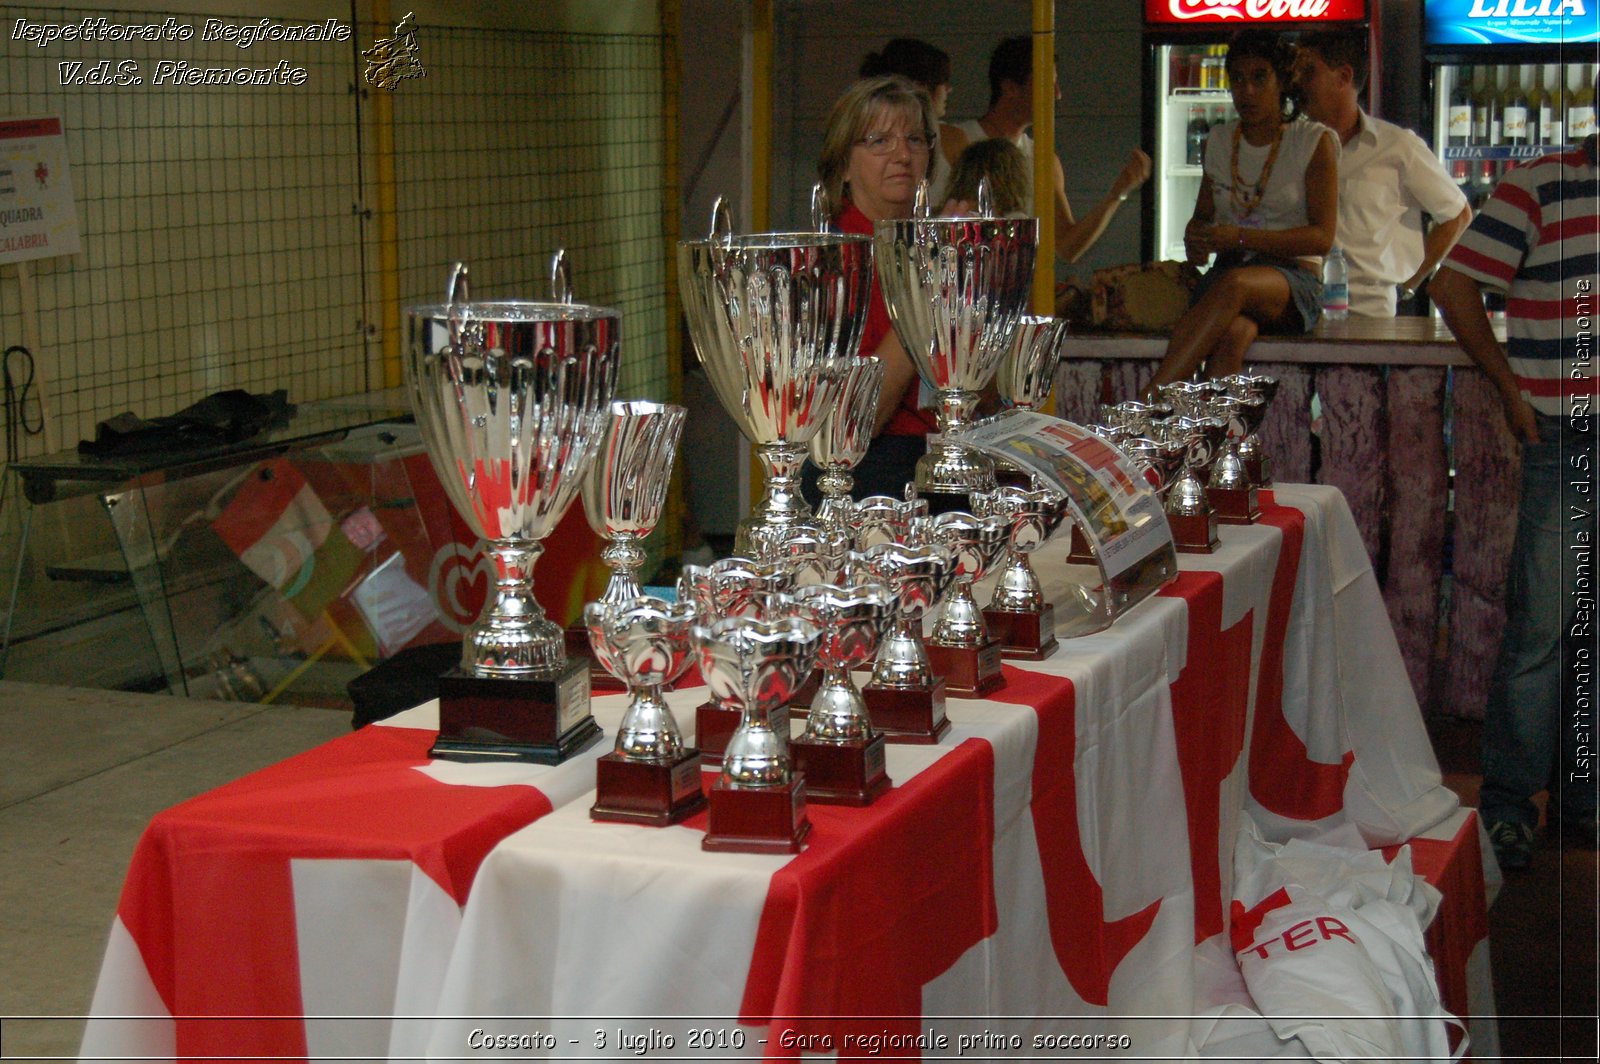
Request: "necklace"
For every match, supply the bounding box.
[1229,123,1284,222]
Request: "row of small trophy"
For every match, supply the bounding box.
[1073,375,1279,556]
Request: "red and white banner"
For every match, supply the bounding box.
[1144,0,1368,26]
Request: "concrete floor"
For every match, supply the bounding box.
[0,681,350,1059]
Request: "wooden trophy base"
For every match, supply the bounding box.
[590,749,707,826]
[1211,484,1260,525]
[1066,523,1096,565]
[915,487,974,516]
[993,466,1034,489]
[1246,454,1273,489]
[983,606,1059,661]
[702,774,811,853]
[695,703,742,767]
[926,640,1006,697]
[432,659,602,764]
[790,733,891,806]
[1169,510,1220,554]
[862,679,951,744]
[563,625,625,693]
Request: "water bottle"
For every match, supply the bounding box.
[1322,246,1349,321]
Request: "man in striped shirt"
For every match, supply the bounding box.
[1433,135,1599,871]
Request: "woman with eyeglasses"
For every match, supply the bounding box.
[1145,29,1337,392]
[812,75,941,500]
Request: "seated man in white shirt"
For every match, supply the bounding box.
[1295,27,1471,317]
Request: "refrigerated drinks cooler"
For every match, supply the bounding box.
[1141,0,1371,264]
[1425,0,1599,211]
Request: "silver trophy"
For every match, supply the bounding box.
[976,483,1070,659]
[790,579,897,804]
[997,315,1070,413]
[1155,415,1229,552]
[1217,374,1279,488]
[679,198,869,552]
[924,508,1012,696]
[809,356,887,533]
[848,492,929,551]
[696,611,822,853]
[850,540,956,743]
[678,557,794,765]
[586,596,706,825]
[405,255,617,763]
[582,400,686,607]
[874,195,1037,499]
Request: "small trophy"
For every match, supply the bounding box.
[1156,415,1228,554]
[405,257,615,764]
[852,541,956,743]
[849,492,929,551]
[586,596,706,826]
[1219,374,1278,487]
[924,509,1011,696]
[1205,395,1263,524]
[977,484,1069,660]
[697,613,822,853]
[568,400,687,689]
[678,557,791,765]
[789,580,896,804]
[809,356,886,533]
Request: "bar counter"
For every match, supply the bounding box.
[1051,314,1517,723]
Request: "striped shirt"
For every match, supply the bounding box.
[1444,144,1599,417]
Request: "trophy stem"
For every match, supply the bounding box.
[918,388,996,495]
[754,439,811,522]
[932,578,985,647]
[598,534,648,607]
[989,554,1043,613]
[617,684,685,762]
[466,538,563,675]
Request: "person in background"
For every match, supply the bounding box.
[1295,27,1471,317]
[860,38,957,207]
[811,75,940,499]
[938,34,1150,262]
[1146,29,1337,391]
[1431,134,1599,872]
[944,137,1031,217]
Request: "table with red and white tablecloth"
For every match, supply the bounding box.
[79,484,1494,1062]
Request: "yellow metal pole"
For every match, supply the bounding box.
[660,0,685,562]
[746,0,774,512]
[1031,0,1055,316]
[369,0,402,391]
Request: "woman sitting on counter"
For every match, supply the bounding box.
[1146,29,1337,393]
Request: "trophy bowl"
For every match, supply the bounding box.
[996,314,1070,412]
[406,269,619,677]
[679,202,870,551]
[873,212,1037,497]
[809,356,886,531]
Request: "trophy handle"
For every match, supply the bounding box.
[810,183,830,233]
[976,176,993,219]
[913,179,931,219]
[549,248,572,304]
[446,262,471,353]
[708,196,733,247]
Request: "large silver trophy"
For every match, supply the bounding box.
[586,596,705,825]
[679,198,869,551]
[696,611,822,853]
[405,257,617,763]
[874,182,1037,504]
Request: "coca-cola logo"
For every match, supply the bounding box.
[1158,0,1357,21]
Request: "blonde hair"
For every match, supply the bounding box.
[945,138,1030,216]
[817,75,936,212]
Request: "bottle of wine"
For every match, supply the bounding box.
[1538,65,1565,147]
[1474,66,1500,144]
[1502,65,1530,146]
[1568,64,1597,142]
[1448,65,1474,148]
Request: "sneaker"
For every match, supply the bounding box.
[1488,819,1535,871]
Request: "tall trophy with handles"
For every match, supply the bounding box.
[404,256,616,763]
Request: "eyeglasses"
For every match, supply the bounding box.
[856,131,932,156]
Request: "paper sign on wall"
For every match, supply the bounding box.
[0,116,82,266]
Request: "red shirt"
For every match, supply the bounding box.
[835,202,937,437]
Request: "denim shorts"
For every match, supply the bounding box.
[1193,249,1324,334]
